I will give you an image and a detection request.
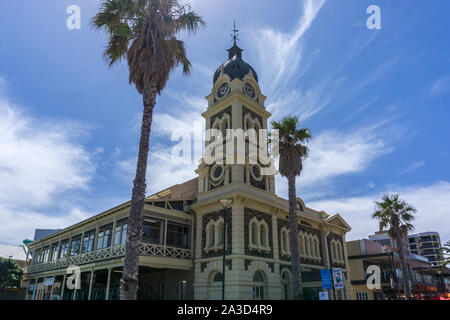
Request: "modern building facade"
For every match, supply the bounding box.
[22,40,353,300]
[368,231,444,266]
[408,232,443,265]
[347,239,449,300]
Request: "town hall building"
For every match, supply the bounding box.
[23,39,352,301]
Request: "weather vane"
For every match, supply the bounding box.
[231,20,239,45]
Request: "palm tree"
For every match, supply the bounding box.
[372,194,416,300]
[92,0,205,300]
[271,116,311,300]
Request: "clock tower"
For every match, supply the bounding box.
[196,30,276,198]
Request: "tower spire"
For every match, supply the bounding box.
[231,20,239,46]
[228,21,243,59]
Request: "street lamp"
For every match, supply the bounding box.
[325,230,337,300]
[218,198,233,301]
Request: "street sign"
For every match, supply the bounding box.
[319,291,329,300]
[320,269,333,289]
[44,277,54,286]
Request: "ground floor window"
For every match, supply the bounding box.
[252,271,265,300]
[281,270,292,300]
[178,280,187,300]
[356,291,369,300]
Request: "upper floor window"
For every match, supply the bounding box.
[70,235,82,256]
[205,218,225,251]
[280,227,290,255]
[330,239,344,263]
[49,243,59,261]
[248,217,270,251]
[143,218,164,245]
[97,224,113,250]
[59,240,69,259]
[41,246,50,263]
[167,222,190,249]
[299,231,321,261]
[82,230,96,253]
[114,219,128,246]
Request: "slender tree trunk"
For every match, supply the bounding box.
[120,84,157,300]
[288,174,303,300]
[395,237,412,300]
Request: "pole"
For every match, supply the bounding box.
[326,237,336,300]
[222,206,227,301]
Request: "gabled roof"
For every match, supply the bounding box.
[324,213,352,231]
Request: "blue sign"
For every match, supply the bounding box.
[321,269,333,290]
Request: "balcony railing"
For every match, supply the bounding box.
[26,243,192,275]
[139,243,192,259]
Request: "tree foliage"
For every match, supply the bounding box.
[0,258,22,288]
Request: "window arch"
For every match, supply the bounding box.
[330,239,344,263]
[249,217,271,251]
[281,270,292,300]
[260,221,269,248]
[281,227,290,255]
[250,220,259,246]
[205,218,226,251]
[252,271,266,300]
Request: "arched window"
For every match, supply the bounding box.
[281,228,290,254]
[305,236,310,257]
[217,221,224,246]
[260,223,268,248]
[251,222,259,246]
[299,234,305,256]
[206,223,215,248]
[281,270,292,300]
[336,242,343,261]
[252,271,265,300]
[314,238,320,258]
[213,272,223,282]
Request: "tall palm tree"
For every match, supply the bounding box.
[271,116,311,300]
[372,194,416,300]
[92,0,205,300]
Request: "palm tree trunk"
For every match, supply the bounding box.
[288,174,303,300]
[120,84,157,300]
[395,237,412,300]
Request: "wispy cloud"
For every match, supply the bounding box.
[0,83,95,244]
[309,181,450,242]
[275,122,393,199]
[403,160,425,173]
[249,0,328,120]
[427,75,450,96]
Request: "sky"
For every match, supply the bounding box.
[0,0,449,245]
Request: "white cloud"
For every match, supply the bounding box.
[404,160,425,173]
[0,87,95,244]
[249,0,329,121]
[308,181,450,243]
[116,143,198,196]
[251,0,326,93]
[275,124,392,198]
[428,75,450,96]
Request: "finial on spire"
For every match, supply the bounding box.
[231,20,239,46]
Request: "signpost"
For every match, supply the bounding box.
[320,269,333,290]
[319,291,329,300]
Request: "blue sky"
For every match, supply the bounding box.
[0,0,449,245]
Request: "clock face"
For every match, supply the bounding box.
[244,83,256,99]
[217,83,229,98]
